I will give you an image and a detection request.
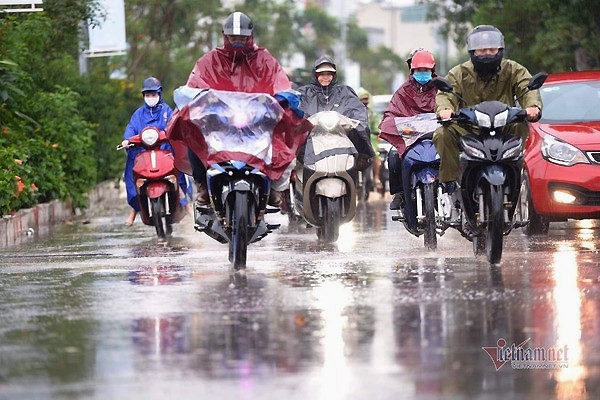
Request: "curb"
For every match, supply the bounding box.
[0,180,123,249]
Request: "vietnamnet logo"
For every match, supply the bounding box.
[482,338,569,370]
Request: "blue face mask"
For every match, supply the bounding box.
[413,71,432,85]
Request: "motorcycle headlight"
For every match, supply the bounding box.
[141,128,160,146]
[493,109,508,128]
[541,134,589,166]
[463,143,486,159]
[474,110,491,128]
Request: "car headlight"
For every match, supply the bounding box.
[463,143,485,159]
[541,134,589,166]
[141,128,160,146]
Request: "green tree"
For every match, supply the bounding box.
[426,0,600,72]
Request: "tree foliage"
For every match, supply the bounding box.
[426,0,600,72]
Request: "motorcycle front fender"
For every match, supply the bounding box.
[476,164,507,187]
[145,181,170,199]
[413,167,438,186]
[315,177,347,198]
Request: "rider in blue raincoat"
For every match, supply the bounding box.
[121,77,192,226]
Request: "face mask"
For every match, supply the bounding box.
[413,71,432,85]
[145,96,159,108]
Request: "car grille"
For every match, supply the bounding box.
[587,151,600,164]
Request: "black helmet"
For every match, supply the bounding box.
[141,77,162,93]
[466,25,504,51]
[222,12,253,36]
[467,25,505,77]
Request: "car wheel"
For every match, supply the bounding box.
[520,173,549,236]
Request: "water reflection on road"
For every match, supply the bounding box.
[0,199,598,399]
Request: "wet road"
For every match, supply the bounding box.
[0,198,599,400]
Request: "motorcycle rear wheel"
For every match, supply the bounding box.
[486,184,504,264]
[150,197,166,240]
[423,183,437,250]
[229,192,250,270]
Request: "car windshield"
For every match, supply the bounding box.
[539,80,600,123]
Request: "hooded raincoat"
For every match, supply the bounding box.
[123,100,191,211]
[297,56,374,158]
[166,33,312,181]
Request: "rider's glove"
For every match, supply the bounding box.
[274,90,304,118]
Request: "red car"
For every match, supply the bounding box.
[520,70,600,234]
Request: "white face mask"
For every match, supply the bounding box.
[145,96,160,108]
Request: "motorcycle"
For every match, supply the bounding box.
[383,113,450,250]
[432,73,547,264]
[377,139,392,196]
[170,89,310,269]
[290,111,359,242]
[117,126,187,240]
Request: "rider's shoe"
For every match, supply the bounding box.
[441,181,457,195]
[389,192,404,210]
[268,189,283,208]
[195,182,209,206]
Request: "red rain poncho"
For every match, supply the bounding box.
[167,35,312,180]
[378,77,437,154]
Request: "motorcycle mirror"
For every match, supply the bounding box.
[431,77,453,93]
[527,72,548,90]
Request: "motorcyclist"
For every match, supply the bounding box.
[297,56,375,170]
[433,25,542,199]
[167,11,304,208]
[379,49,438,211]
[121,77,191,226]
[357,87,384,193]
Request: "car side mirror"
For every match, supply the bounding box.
[528,73,548,90]
[431,77,453,93]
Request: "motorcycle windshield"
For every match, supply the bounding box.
[393,113,440,149]
[187,90,284,165]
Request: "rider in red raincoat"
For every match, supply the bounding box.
[166,12,311,207]
[378,49,438,210]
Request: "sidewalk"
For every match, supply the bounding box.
[0,180,123,248]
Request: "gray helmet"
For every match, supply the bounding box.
[222,12,253,36]
[141,77,162,93]
[466,25,504,51]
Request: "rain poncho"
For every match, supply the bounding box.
[298,55,374,158]
[357,86,382,151]
[167,33,312,180]
[378,76,438,153]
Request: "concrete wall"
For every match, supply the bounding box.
[0,180,122,248]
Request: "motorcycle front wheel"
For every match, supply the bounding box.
[485,184,504,264]
[150,197,166,240]
[317,197,341,243]
[423,183,437,250]
[229,191,250,270]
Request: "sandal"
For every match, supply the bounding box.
[375,181,384,191]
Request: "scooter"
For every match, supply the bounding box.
[432,73,547,264]
[117,126,187,239]
[290,111,359,242]
[388,113,451,250]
